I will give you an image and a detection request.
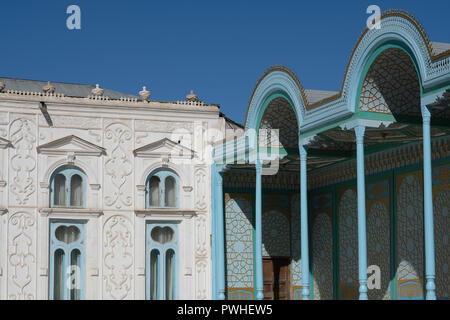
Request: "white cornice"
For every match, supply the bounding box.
[0,91,220,114]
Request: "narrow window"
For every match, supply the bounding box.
[165,249,175,300]
[70,249,81,300]
[53,249,65,300]
[147,224,177,300]
[50,221,85,300]
[150,249,160,300]
[54,174,66,206]
[165,176,176,207]
[70,174,83,207]
[149,176,161,207]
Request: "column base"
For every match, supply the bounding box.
[302,286,310,300]
[425,277,436,300]
[359,281,368,300]
[256,289,264,300]
[218,290,226,300]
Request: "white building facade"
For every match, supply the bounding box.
[0,79,238,300]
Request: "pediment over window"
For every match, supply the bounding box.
[37,135,105,156]
[134,138,195,159]
[0,137,11,149]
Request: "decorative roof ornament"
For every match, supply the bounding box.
[0,81,4,92]
[91,84,104,96]
[42,81,55,94]
[139,86,151,102]
[186,90,198,102]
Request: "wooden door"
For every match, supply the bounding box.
[263,258,290,300]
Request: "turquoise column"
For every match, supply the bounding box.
[299,144,310,300]
[422,106,436,300]
[355,125,368,300]
[215,164,226,300]
[211,163,217,300]
[255,160,264,300]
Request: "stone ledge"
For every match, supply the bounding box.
[135,209,197,219]
[39,207,103,217]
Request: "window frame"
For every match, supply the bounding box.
[145,169,180,209]
[50,166,87,208]
[49,219,86,300]
[145,221,179,300]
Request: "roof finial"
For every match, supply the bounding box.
[139,86,151,102]
[43,81,55,94]
[92,83,104,96]
[186,90,198,102]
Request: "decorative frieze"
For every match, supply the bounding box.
[8,211,36,300]
[9,118,37,206]
[103,214,134,300]
[309,137,449,190]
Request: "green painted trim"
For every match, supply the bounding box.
[300,113,356,139]
[358,111,398,122]
[422,83,450,97]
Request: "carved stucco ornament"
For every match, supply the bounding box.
[0,81,5,92]
[186,90,198,102]
[92,84,104,96]
[42,81,55,94]
[139,86,151,102]
[67,152,76,164]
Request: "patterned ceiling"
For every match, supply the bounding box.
[259,97,299,150]
[359,48,421,117]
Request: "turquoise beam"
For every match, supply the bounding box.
[215,164,226,300]
[355,125,368,300]
[255,160,264,300]
[299,144,310,300]
[422,106,436,300]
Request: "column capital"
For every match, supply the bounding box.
[255,160,262,171]
[299,144,308,160]
[421,105,431,122]
[354,125,365,144]
[213,162,227,173]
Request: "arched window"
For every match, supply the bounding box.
[146,169,179,208]
[50,166,86,208]
[149,176,161,207]
[146,223,178,300]
[54,174,66,206]
[165,176,176,208]
[49,220,86,300]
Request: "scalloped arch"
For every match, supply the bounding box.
[244,11,449,129]
[344,14,435,113]
[244,66,307,132]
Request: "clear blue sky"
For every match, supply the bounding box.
[1,0,448,124]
